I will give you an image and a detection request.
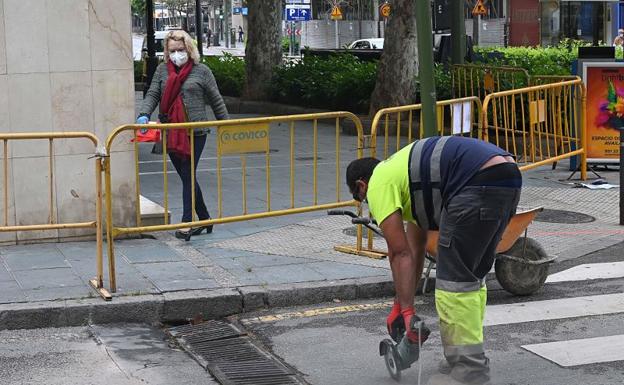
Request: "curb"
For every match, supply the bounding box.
[0,276,406,330]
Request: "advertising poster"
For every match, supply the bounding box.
[583,63,624,162]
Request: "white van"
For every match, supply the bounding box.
[142,30,171,60]
[348,38,385,50]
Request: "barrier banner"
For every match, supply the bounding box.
[218,123,270,155]
[583,62,624,162]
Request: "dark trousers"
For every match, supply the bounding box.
[436,185,521,384]
[168,134,210,223]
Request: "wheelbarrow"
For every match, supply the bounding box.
[328,207,555,296]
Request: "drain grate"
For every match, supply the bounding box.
[190,337,267,363]
[167,320,306,385]
[169,320,244,341]
[210,360,294,381]
[535,209,595,224]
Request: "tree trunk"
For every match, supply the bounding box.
[368,0,418,116]
[244,0,282,100]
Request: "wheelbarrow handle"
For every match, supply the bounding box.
[327,210,383,236]
[327,209,358,218]
[352,217,378,226]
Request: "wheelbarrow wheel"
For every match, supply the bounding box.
[495,237,549,296]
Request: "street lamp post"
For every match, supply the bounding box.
[145,0,158,96]
[415,0,438,137]
[196,0,203,56]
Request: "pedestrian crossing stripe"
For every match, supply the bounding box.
[484,292,624,326]
[522,334,624,367]
[546,261,624,283]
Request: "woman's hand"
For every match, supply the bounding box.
[136,116,149,125]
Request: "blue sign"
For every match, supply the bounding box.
[242,7,248,16]
[233,7,242,15]
[285,5,311,21]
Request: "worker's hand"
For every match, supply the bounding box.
[386,300,404,342]
[401,307,430,345]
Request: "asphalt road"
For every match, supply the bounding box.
[0,323,216,385]
[237,241,624,385]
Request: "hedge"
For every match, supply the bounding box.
[135,43,583,113]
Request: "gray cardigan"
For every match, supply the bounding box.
[139,62,229,135]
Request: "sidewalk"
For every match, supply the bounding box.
[1,164,623,330]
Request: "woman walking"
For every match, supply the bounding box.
[137,30,229,241]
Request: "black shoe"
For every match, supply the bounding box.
[191,225,213,236]
[175,228,192,241]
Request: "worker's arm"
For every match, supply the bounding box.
[380,211,427,311]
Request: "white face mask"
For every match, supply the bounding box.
[169,51,188,67]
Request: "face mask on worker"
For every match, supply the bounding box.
[170,51,188,67]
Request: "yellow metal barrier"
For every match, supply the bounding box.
[0,132,109,300]
[451,64,530,100]
[482,79,587,180]
[337,79,587,260]
[334,97,482,259]
[369,97,483,158]
[104,112,365,292]
[528,75,580,86]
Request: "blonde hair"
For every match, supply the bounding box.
[164,30,200,65]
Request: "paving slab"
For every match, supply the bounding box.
[2,246,68,271]
[12,268,84,290]
[133,260,219,292]
[250,264,326,284]
[119,244,185,264]
[56,242,106,261]
[0,280,27,303]
[307,261,389,280]
[23,285,95,302]
[231,254,317,268]
[0,264,13,282]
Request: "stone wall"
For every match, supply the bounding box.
[466,18,506,47]
[299,20,385,49]
[0,0,137,244]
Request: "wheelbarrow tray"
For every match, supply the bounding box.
[424,207,544,257]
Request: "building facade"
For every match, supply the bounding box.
[508,0,621,47]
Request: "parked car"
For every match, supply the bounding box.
[141,30,172,60]
[348,38,384,50]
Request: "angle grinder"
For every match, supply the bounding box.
[379,315,430,382]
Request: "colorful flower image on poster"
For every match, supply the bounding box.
[585,65,624,160]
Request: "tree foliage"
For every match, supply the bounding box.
[131,0,146,16]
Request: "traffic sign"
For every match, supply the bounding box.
[472,0,487,16]
[330,6,343,20]
[286,0,310,3]
[286,4,311,21]
[379,2,391,18]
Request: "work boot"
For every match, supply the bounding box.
[438,359,452,375]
